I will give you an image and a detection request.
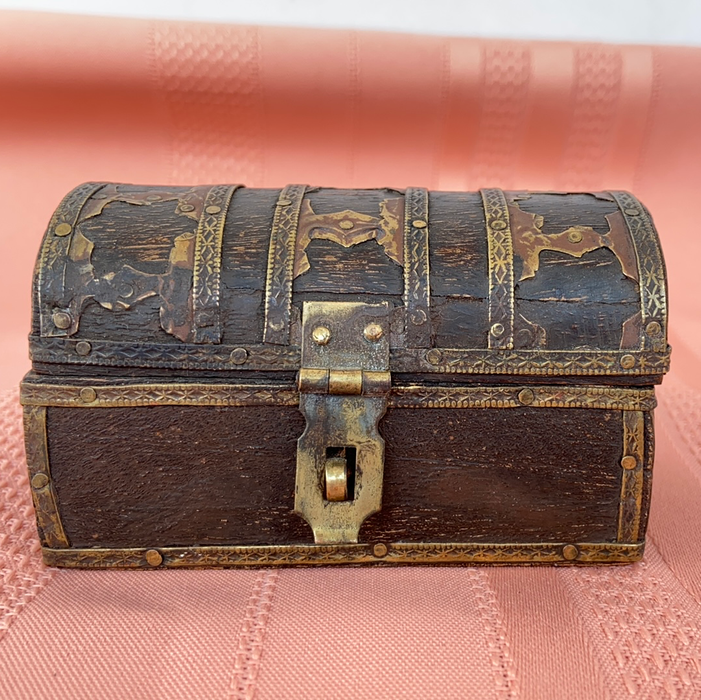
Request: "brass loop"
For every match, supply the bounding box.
[325,456,348,502]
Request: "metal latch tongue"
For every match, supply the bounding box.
[295,301,391,544]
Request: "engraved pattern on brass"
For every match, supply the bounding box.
[403,188,431,348]
[480,189,515,350]
[618,410,646,543]
[41,542,644,568]
[610,192,668,353]
[23,406,69,548]
[263,184,307,345]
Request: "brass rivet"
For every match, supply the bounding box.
[31,473,49,489]
[624,208,640,216]
[568,230,583,244]
[491,322,505,338]
[363,323,384,342]
[75,341,92,356]
[52,310,72,330]
[312,326,331,346]
[146,194,161,201]
[426,349,443,365]
[179,204,195,212]
[229,347,248,365]
[646,321,661,337]
[278,198,292,206]
[145,549,163,567]
[621,455,637,470]
[54,223,72,237]
[620,354,636,369]
[562,544,579,561]
[339,220,354,230]
[491,220,507,231]
[412,219,427,229]
[206,205,221,215]
[518,388,535,405]
[79,387,97,403]
[373,543,388,558]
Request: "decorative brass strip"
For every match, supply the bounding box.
[480,188,515,350]
[191,185,240,343]
[263,184,307,345]
[41,541,643,568]
[403,187,432,348]
[610,192,668,353]
[618,410,646,543]
[37,182,106,337]
[23,406,69,548]
[21,381,655,412]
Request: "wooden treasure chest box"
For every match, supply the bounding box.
[21,184,670,568]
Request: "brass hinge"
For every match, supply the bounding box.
[294,301,391,544]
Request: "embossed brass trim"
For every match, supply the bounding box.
[23,406,69,548]
[191,185,240,343]
[618,410,646,543]
[403,187,432,348]
[41,541,644,568]
[610,192,668,353]
[481,188,515,350]
[263,184,307,345]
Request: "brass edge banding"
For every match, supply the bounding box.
[191,185,240,343]
[21,382,656,411]
[617,410,646,543]
[41,542,644,568]
[23,406,69,548]
[480,188,515,350]
[263,184,307,345]
[610,192,668,353]
[403,187,432,348]
[37,182,106,337]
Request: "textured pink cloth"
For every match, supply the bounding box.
[1,10,701,699]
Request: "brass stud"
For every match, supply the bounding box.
[54,223,72,237]
[31,473,49,489]
[229,347,248,365]
[373,543,388,558]
[52,310,72,330]
[568,230,583,244]
[620,354,636,369]
[412,219,427,229]
[518,388,535,405]
[490,220,506,231]
[146,194,161,201]
[278,198,292,206]
[624,208,640,216]
[339,220,354,230]
[490,322,505,338]
[205,205,221,215]
[426,349,443,366]
[312,326,331,346]
[75,341,92,356]
[79,387,97,404]
[645,321,661,337]
[562,544,579,561]
[179,204,195,212]
[363,323,384,342]
[145,549,163,567]
[621,455,637,470]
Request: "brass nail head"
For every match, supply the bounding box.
[562,544,579,561]
[373,543,388,558]
[490,322,505,338]
[312,326,331,346]
[491,220,506,231]
[518,388,535,406]
[278,198,292,207]
[79,387,97,403]
[31,473,49,489]
[75,341,92,356]
[645,321,661,337]
[624,208,640,216]
[620,354,636,369]
[206,205,221,215]
[568,230,583,243]
[145,549,163,567]
[363,323,384,342]
[339,220,354,230]
[52,310,72,330]
[54,223,72,237]
[426,349,443,366]
[179,204,195,212]
[412,219,427,229]
[621,455,637,470]
[229,347,248,365]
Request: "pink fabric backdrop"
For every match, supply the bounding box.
[1,10,701,698]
